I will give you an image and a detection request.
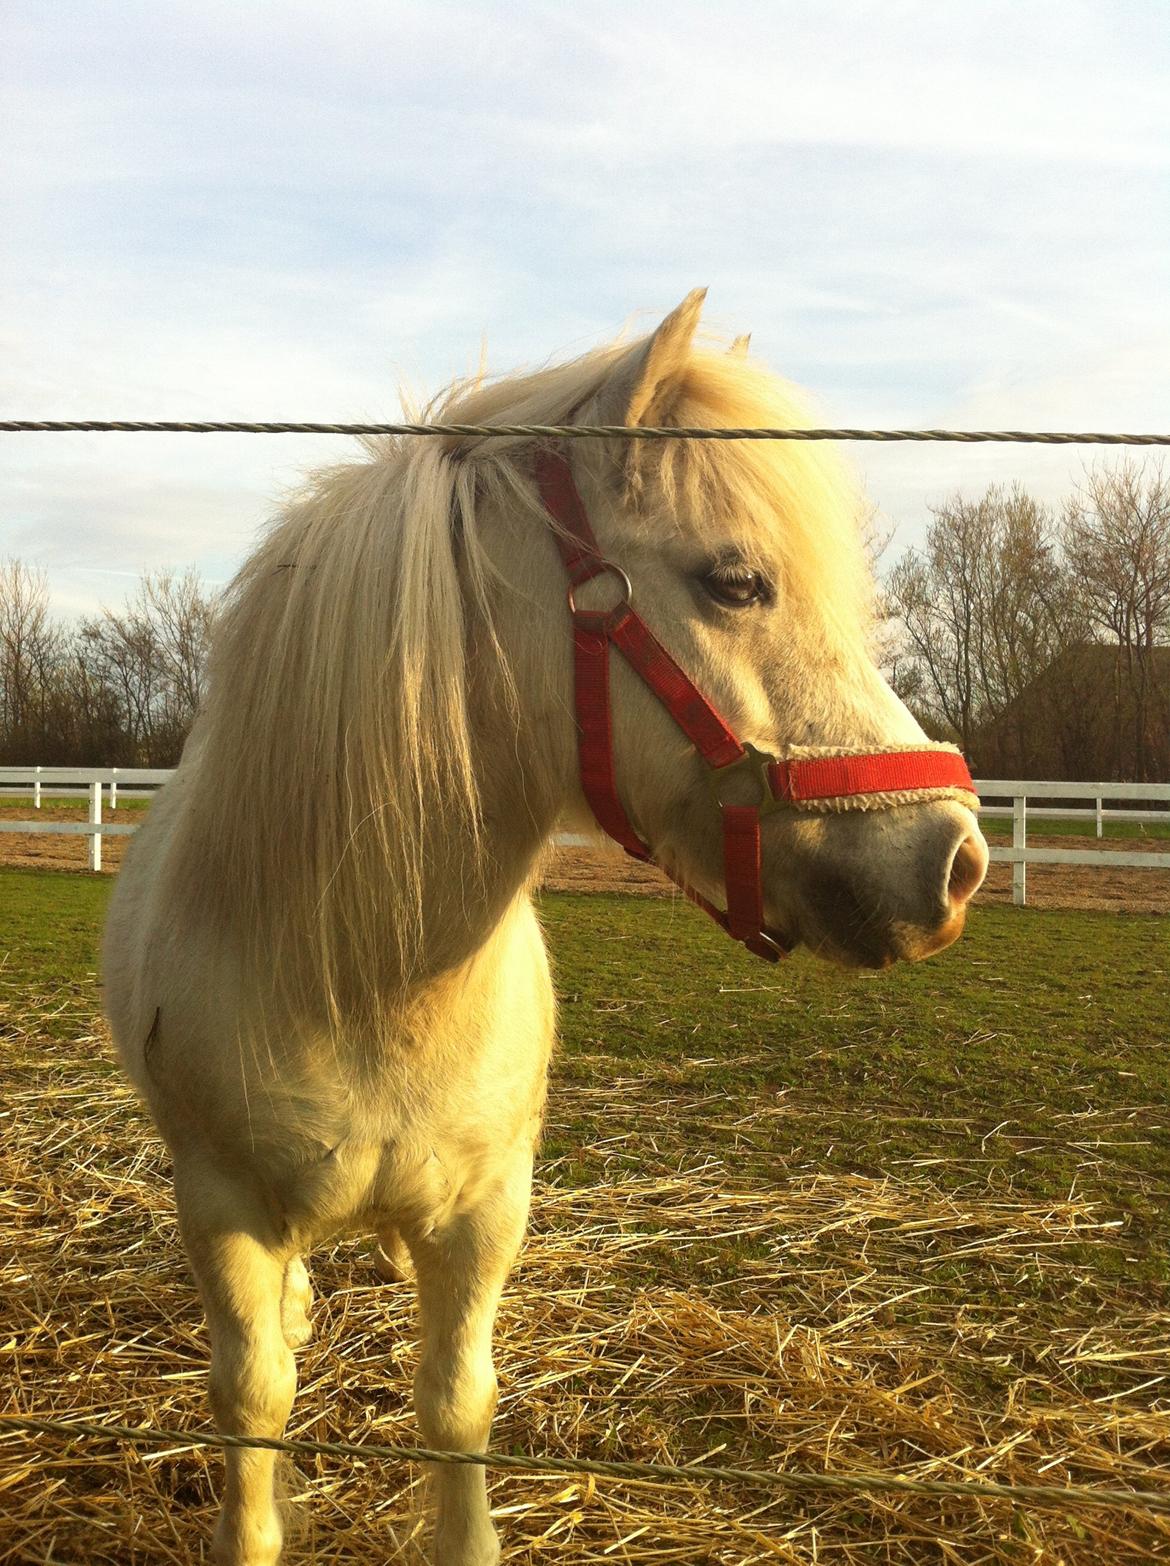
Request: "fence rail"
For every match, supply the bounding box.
[977,779,1170,903]
[0,768,165,870]
[3,769,1168,898]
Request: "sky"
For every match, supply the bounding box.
[2,0,1169,617]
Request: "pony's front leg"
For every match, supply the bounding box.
[410,1153,533,1566]
[177,1167,298,1566]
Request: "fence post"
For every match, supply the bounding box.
[1096,796,1103,838]
[110,769,118,811]
[1012,794,1027,906]
[34,765,42,809]
[89,780,102,873]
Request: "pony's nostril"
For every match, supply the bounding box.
[947,834,988,906]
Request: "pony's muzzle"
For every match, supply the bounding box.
[780,802,989,968]
[898,821,990,963]
[894,808,989,962]
[947,832,989,908]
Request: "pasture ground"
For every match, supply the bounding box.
[3,798,1169,914]
[0,869,1167,1562]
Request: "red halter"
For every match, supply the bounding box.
[535,448,978,963]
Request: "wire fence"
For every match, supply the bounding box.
[2,1413,1168,1516]
[2,419,1170,443]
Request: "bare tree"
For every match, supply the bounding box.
[1062,460,1170,779]
[80,604,167,761]
[885,486,1076,763]
[886,494,990,752]
[81,568,219,764]
[143,567,217,721]
[0,558,63,762]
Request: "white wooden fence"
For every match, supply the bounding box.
[0,767,170,872]
[977,780,1170,904]
[2,767,1169,904]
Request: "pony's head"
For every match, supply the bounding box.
[194,290,986,1020]
[466,289,987,968]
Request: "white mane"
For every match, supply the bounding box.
[170,330,869,1024]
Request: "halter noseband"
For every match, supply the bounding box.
[535,448,978,963]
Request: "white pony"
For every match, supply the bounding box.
[103,291,987,1566]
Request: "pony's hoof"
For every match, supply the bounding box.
[434,1529,500,1566]
[435,1528,498,1566]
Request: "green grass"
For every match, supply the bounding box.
[980,812,1170,839]
[0,793,154,811]
[1,866,111,982]
[536,891,1170,1279]
[3,865,1166,1273]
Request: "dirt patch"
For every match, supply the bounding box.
[0,803,132,874]
[542,835,1170,915]
[3,804,1168,913]
[976,834,1170,914]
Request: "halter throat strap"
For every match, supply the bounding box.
[534,447,977,963]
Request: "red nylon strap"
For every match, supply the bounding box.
[721,804,764,941]
[534,448,605,581]
[537,446,780,956]
[535,449,745,767]
[607,611,743,768]
[572,617,650,860]
[771,748,975,802]
[670,866,786,964]
[536,447,650,857]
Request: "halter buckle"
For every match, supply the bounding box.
[709,742,783,814]
[746,928,789,961]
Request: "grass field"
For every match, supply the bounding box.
[979,813,1170,840]
[1,867,1168,1562]
[0,793,155,810]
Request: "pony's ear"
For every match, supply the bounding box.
[595,288,707,427]
[729,333,751,356]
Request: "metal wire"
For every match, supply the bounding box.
[1,419,1169,443]
[1,1414,1167,1515]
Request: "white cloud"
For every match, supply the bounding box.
[1,0,1168,613]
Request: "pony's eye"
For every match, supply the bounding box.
[703,567,769,608]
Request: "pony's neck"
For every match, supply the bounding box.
[171,442,581,1032]
[400,480,581,986]
[412,705,561,984]
[361,512,572,1000]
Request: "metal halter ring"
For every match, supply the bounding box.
[566,560,633,632]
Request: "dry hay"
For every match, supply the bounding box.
[1,989,1168,1563]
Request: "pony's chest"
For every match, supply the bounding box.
[269,1109,487,1243]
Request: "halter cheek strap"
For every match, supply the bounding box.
[535,448,978,963]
